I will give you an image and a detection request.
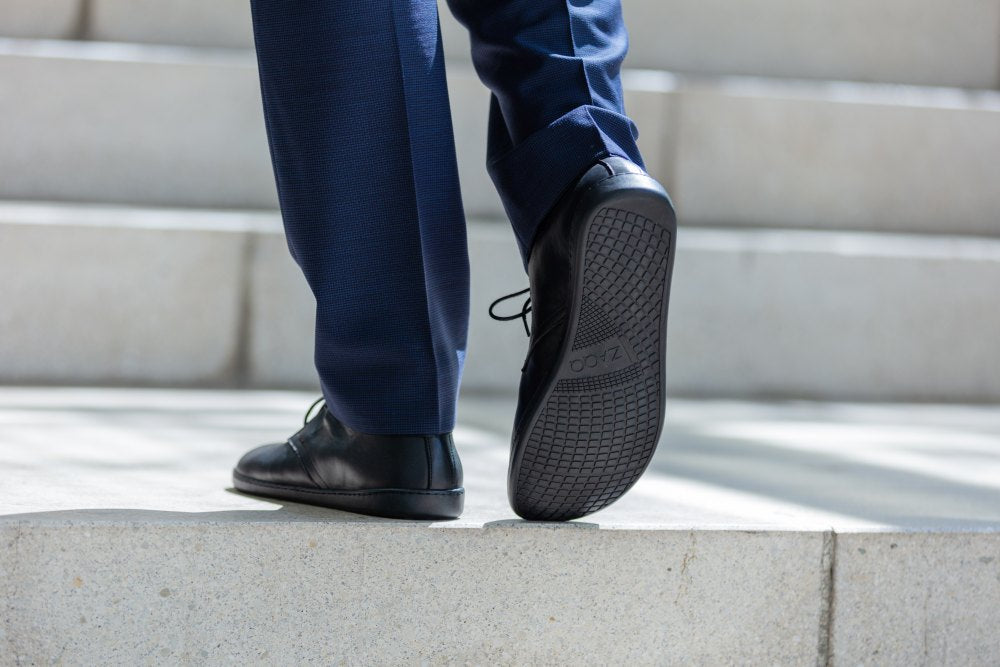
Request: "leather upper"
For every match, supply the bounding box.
[235,405,463,491]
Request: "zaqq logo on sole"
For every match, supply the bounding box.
[565,338,635,378]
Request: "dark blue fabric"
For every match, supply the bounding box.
[448,0,644,258]
[249,0,642,434]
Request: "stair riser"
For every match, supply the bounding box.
[0,522,827,664]
[2,45,999,236]
[7,0,996,87]
[3,207,999,401]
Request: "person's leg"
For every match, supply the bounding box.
[232,0,467,519]
[447,0,677,521]
[250,0,468,435]
[446,0,644,263]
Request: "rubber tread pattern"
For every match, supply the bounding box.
[572,296,622,350]
[515,205,672,520]
[554,364,642,393]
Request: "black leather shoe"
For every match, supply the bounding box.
[232,400,464,520]
[493,156,677,521]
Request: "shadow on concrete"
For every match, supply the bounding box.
[648,422,1000,530]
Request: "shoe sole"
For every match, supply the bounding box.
[232,470,464,520]
[509,173,677,521]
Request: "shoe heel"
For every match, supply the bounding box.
[379,488,465,520]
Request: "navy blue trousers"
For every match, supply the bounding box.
[250,0,644,434]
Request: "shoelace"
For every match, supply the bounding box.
[303,395,325,426]
[488,287,532,337]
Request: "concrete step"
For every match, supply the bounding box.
[2,38,999,237]
[447,0,1000,89]
[6,0,998,87]
[2,387,999,663]
[0,0,82,40]
[2,200,1000,402]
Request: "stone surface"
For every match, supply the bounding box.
[78,0,1000,88]
[0,1,82,40]
[246,230,319,390]
[1,522,825,664]
[0,39,276,208]
[0,202,257,384]
[666,227,1000,402]
[4,204,1000,401]
[88,0,254,49]
[247,218,1000,402]
[2,387,1000,663]
[832,532,1000,665]
[673,79,1000,237]
[2,387,999,531]
[3,40,999,236]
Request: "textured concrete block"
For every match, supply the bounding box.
[666,229,1000,402]
[2,520,827,664]
[0,524,14,657]
[0,1,82,40]
[673,80,1000,237]
[4,522,364,663]
[88,0,255,49]
[355,527,826,664]
[832,532,1000,665]
[0,202,250,384]
[0,41,276,208]
[5,386,1000,662]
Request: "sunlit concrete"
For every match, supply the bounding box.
[2,387,998,663]
[2,389,1000,530]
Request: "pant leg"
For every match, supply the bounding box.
[249,0,469,434]
[446,0,644,265]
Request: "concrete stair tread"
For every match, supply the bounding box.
[3,387,999,531]
[3,387,999,663]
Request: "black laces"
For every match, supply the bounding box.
[303,396,325,426]
[488,287,532,337]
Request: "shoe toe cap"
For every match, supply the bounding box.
[233,441,315,487]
